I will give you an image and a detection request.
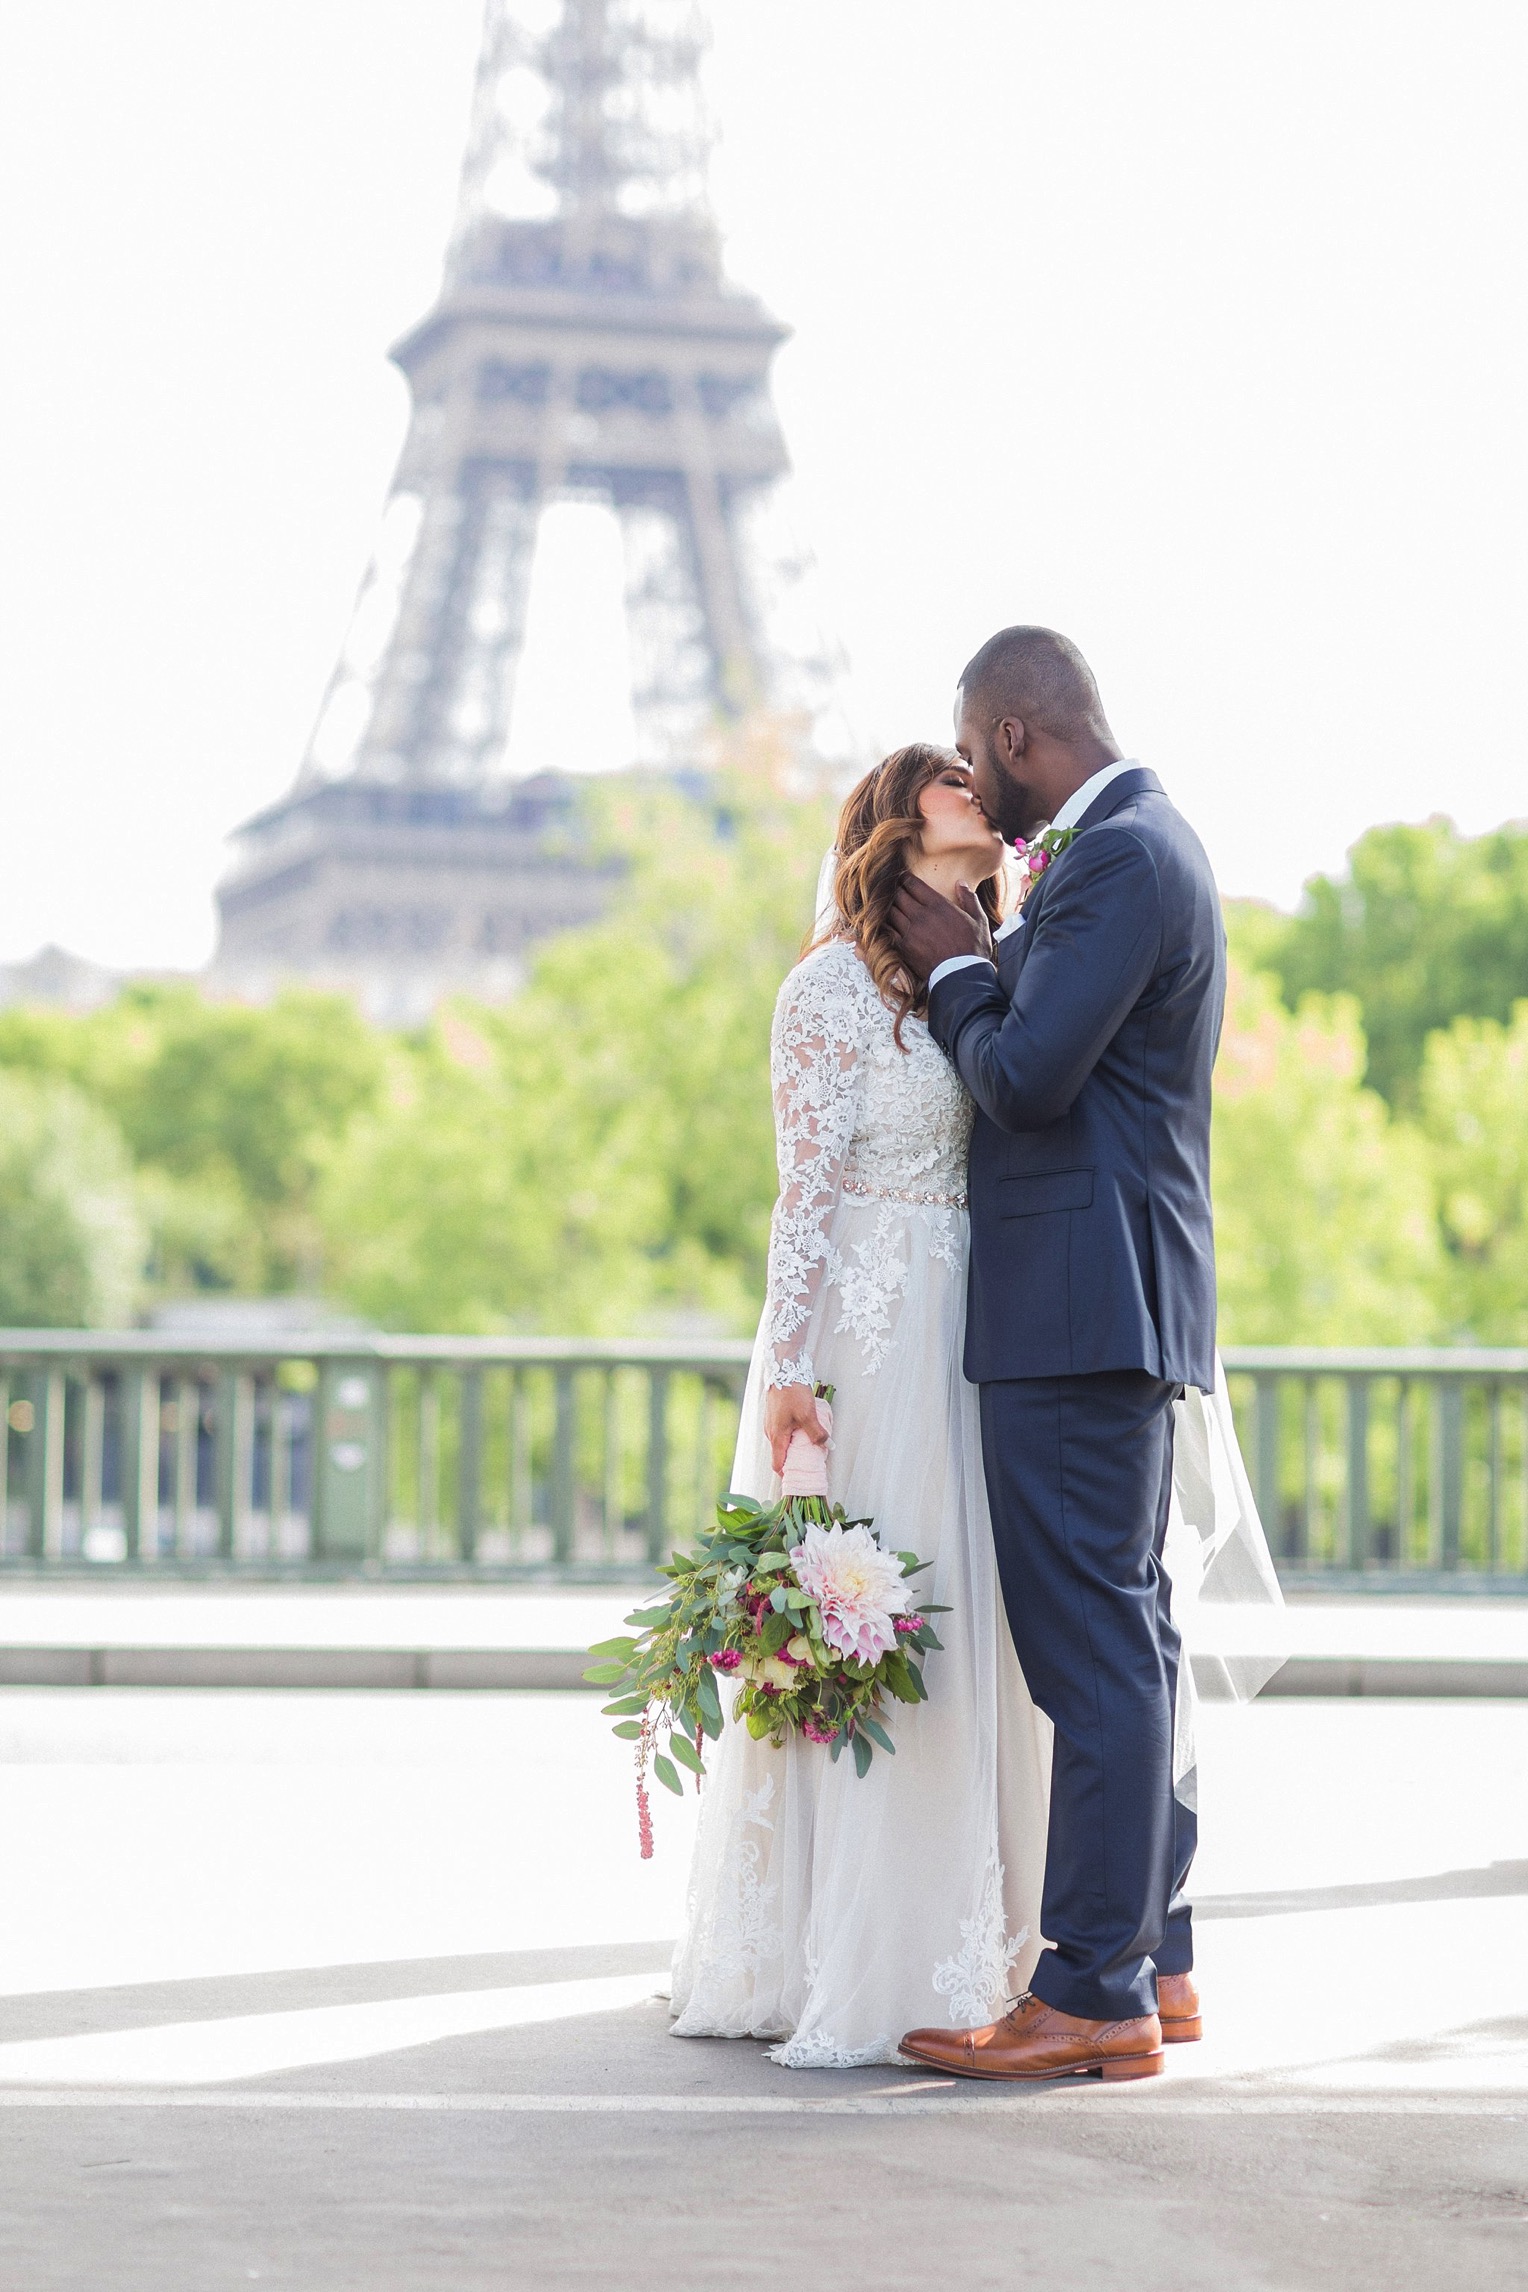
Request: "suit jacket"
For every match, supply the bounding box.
[927,767,1225,1390]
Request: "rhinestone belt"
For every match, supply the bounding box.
[842,1177,968,1209]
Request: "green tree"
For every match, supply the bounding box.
[0,1070,143,1326]
[1417,1002,1528,1342]
[1263,818,1528,1108]
[0,985,383,1294]
[1211,964,1442,1343]
[317,749,833,1333]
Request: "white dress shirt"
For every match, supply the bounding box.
[927,759,1142,994]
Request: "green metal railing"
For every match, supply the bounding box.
[0,1333,1525,1584]
[1223,1347,1528,1586]
[0,1331,750,1577]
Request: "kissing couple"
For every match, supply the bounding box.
[669,624,1283,2081]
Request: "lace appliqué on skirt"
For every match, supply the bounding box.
[768,2027,900,2070]
[930,1858,1029,2026]
[694,1774,783,1987]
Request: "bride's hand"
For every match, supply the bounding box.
[764,1384,829,1478]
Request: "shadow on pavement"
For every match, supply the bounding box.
[1196,1860,1528,1918]
[0,1939,676,2046]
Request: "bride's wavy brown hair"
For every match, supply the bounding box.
[811,742,1004,1049]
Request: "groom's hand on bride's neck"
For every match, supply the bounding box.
[891,876,993,983]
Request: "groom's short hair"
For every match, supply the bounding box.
[958,627,1107,738]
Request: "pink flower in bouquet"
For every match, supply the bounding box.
[709,1649,742,1671]
[801,1720,836,1745]
[895,1615,924,1635]
[788,1520,909,1665]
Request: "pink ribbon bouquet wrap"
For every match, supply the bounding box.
[780,1395,833,1498]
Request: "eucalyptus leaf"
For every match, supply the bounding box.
[861,1716,896,1755]
[582,1662,629,1685]
[653,1753,683,1796]
[586,1637,640,1660]
[611,1720,644,1741]
[852,1732,873,1779]
[884,1656,921,1704]
[669,1734,705,1776]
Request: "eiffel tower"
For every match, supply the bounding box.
[213,0,807,1022]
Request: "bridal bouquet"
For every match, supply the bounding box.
[584,1387,944,1857]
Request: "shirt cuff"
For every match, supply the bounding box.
[928,953,996,992]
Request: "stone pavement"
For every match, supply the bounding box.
[0,1691,1523,2288]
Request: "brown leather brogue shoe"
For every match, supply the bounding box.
[900,1991,1164,2084]
[1157,1971,1202,2043]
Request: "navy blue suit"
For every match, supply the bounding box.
[927,767,1226,2022]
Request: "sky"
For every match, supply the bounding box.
[2,0,1526,971]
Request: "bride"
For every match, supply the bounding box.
[669,742,1279,2070]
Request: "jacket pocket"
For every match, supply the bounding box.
[996,1168,1095,1218]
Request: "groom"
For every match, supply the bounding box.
[893,627,1225,2084]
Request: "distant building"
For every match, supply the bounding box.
[0,944,122,1014]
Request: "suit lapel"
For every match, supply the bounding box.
[1071,764,1161,834]
[998,768,1162,984]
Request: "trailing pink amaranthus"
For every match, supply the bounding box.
[635,1709,656,1860]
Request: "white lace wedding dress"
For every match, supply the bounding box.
[668,934,1284,2069]
[669,935,1052,2067]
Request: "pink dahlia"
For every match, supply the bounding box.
[788,1520,909,1665]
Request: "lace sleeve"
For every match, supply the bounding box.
[763,949,865,1390]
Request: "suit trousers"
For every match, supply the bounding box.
[979,1369,1195,2022]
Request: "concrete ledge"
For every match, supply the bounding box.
[1262,1656,1528,1698]
[0,1645,1524,1694]
[0,1647,596,1691]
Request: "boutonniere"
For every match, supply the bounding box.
[1012,825,1076,900]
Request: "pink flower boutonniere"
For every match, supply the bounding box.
[1013,824,1077,901]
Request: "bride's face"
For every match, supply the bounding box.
[915,762,1006,881]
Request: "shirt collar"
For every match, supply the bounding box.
[1049,758,1140,835]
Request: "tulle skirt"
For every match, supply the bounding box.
[669,1202,1054,2068]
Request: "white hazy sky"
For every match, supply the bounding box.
[2,1,1526,970]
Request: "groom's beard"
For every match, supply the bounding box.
[991,778,1047,844]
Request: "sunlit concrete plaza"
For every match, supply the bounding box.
[0,1653,1522,2290]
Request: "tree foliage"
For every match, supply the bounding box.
[315,756,833,1333]
[0,763,1525,1348]
[1212,967,1441,1343]
[0,986,382,1294]
[1251,818,1528,1108]
[1417,1002,1528,1341]
[0,1070,143,1326]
